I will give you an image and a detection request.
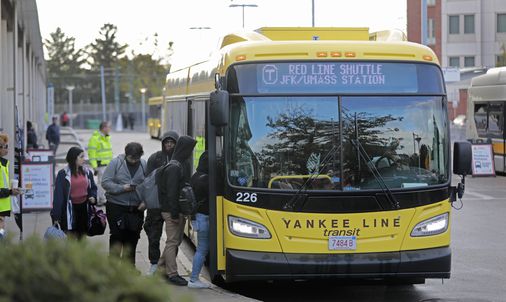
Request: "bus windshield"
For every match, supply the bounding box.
[228,95,448,191]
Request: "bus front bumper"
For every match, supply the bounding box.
[225,247,450,282]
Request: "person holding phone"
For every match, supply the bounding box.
[101,142,146,265]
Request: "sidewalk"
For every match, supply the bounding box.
[5,211,256,302]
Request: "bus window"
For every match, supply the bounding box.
[488,102,504,138]
[474,103,488,137]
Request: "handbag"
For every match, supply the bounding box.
[44,222,66,240]
[87,204,107,236]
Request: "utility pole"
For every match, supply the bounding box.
[100,65,107,121]
[312,0,315,27]
[66,86,75,127]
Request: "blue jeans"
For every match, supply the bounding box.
[190,213,209,281]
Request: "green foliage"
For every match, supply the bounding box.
[44,27,86,105]
[87,23,128,69]
[0,237,174,302]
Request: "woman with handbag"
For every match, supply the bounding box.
[50,147,97,239]
[101,142,146,265]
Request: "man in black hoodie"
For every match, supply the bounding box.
[158,135,196,286]
[144,130,178,275]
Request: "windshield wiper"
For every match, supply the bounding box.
[350,139,400,209]
[283,144,341,211]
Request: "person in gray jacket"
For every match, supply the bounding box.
[102,142,146,265]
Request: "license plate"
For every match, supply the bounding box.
[328,236,357,250]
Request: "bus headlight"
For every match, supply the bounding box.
[228,216,271,239]
[411,213,449,237]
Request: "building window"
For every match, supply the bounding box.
[498,14,506,33]
[427,0,436,6]
[464,56,475,67]
[497,55,506,67]
[449,57,460,67]
[464,15,475,34]
[427,18,436,44]
[449,15,460,34]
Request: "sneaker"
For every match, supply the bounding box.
[147,264,158,276]
[188,279,210,289]
[166,275,188,286]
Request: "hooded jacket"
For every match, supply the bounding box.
[190,151,209,215]
[159,136,196,217]
[101,154,146,207]
[146,131,179,175]
[50,166,97,231]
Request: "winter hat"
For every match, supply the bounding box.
[66,146,84,163]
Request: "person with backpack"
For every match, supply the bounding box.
[158,136,196,286]
[143,130,179,276]
[188,151,211,288]
[101,142,146,265]
[51,147,97,239]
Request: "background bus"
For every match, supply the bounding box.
[148,96,163,139]
[467,67,506,173]
[162,27,470,283]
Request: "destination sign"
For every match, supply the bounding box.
[256,62,419,93]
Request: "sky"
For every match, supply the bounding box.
[35,0,407,67]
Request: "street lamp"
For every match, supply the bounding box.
[140,88,147,131]
[229,3,258,28]
[65,85,75,127]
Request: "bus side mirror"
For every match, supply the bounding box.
[453,141,472,176]
[210,90,229,126]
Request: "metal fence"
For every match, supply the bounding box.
[54,103,146,130]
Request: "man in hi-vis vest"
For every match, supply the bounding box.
[87,121,113,205]
[0,133,21,238]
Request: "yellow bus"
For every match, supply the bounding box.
[148,96,163,139]
[467,67,506,173]
[163,27,471,283]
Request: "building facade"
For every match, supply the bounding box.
[1,0,46,172]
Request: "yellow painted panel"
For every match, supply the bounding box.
[400,200,451,250]
[493,142,505,155]
[216,196,226,270]
[223,199,282,253]
[266,207,415,253]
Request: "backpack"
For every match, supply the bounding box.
[136,164,167,209]
[136,159,197,214]
[167,160,199,216]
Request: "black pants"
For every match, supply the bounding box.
[106,202,143,265]
[143,208,164,264]
[69,202,88,239]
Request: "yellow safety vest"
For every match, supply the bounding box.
[193,136,206,168]
[87,131,113,168]
[0,160,12,213]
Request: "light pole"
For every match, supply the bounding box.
[229,4,258,28]
[312,0,315,27]
[66,85,75,127]
[140,88,147,131]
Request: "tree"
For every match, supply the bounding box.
[87,23,127,69]
[44,27,85,105]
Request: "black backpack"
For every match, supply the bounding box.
[167,160,199,216]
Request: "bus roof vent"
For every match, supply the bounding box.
[219,31,270,49]
[255,27,370,41]
[369,29,407,41]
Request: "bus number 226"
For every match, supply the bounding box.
[236,192,258,203]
